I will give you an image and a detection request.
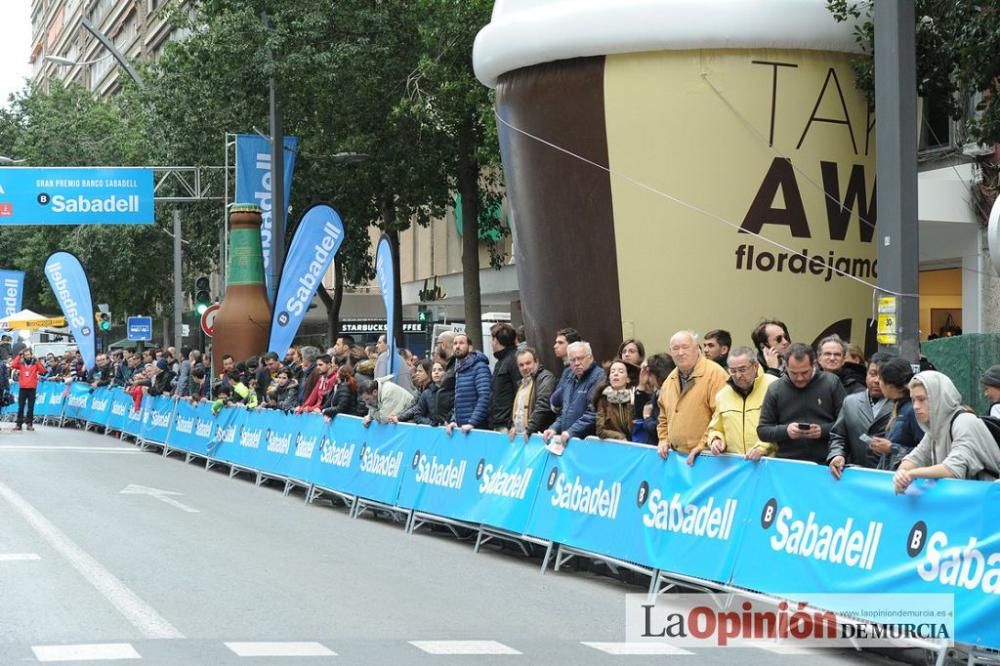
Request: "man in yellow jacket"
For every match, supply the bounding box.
[657,331,729,463]
[695,346,777,463]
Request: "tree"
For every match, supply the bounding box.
[0,82,180,316]
[400,0,507,348]
[0,0,504,350]
[148,0,456,346]
[827,1,1000,217]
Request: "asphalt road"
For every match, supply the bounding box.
[0,423,923,665]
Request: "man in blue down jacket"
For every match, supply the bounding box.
[446,332,493,435]
[543,341,605,453]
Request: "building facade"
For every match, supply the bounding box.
[30,0,184,98]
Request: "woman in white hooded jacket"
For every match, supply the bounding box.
[894,371,1000,494]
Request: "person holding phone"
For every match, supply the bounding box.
[827,354,894,479]
[750,319,792,377]
[757,343,846,464]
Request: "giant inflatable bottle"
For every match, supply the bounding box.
[212,204,274,374]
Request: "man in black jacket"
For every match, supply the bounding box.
[757,342,846,464]
[508,347,556,440]
[817,334,865,395]
[489,322,520,431]
[434,330,457,424]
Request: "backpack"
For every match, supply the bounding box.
[948,411,1000,477]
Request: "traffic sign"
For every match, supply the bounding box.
[127,316,153,341]
[200,303,220,338]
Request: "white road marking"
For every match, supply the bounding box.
[32,643,141,661]
[120,484,199,513]
[0,552,41,561]
[582,642,694,655]
[410,640,521,655]
[225,641,337,657]
[0,445,141,453]
[0,480,183,639]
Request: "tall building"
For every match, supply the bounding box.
[29,0,187,97]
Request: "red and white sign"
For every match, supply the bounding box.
[200,303,220,338]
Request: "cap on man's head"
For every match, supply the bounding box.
[156,359,169,371]
[982,365,1000,388]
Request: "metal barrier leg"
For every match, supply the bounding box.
[540,542,555,574]
[647,571,660,602]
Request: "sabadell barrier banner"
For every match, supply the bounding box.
[11,382,999,649]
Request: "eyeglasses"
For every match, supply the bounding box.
[772,334,788,343]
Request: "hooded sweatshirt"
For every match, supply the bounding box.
[903,371,1000,480]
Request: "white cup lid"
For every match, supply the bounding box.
[473,0,862,87]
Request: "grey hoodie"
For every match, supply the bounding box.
[903,371,1000,480]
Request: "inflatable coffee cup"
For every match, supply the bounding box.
[475,0,876,364]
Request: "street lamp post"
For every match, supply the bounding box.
[49,25,186,351]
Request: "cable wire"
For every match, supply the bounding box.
[493,110,919,298]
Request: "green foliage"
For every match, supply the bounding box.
[0,0,502,323]
[827,0,1000,146]
[0,82,178,314]
[399,0,507,267]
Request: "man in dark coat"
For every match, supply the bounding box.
[757,342,847,464]
[817,334,865,394]
[543,341,605,453]
[508,347,556,440]
[488,322,520,431]
[828,355,894,478]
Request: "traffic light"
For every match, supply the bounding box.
[194,276,211,315]
[417,304,429,324]
[95,311,111,332]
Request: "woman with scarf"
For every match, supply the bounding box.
[593,358,635,441]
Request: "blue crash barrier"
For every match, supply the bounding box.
[14,385,998,650]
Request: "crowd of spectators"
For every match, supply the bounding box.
[2,319,998,489]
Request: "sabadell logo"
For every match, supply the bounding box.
[636,480,650,508]
[547,466,559,490]
[277,311,290,326]
[907,521,928,558]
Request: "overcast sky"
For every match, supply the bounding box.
[0,2,33,109]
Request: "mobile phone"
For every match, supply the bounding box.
[859,433,873,443]
[796,423,811,430]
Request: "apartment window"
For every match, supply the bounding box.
[919,95,955,153]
